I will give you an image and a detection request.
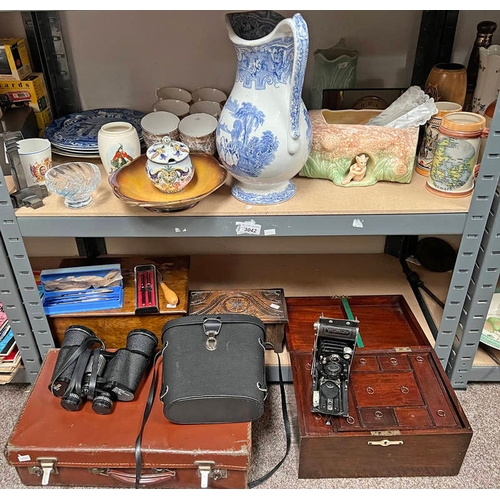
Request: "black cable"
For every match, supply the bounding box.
[248,344,291,489]
[134,351,162,489]
[399,236,440,339]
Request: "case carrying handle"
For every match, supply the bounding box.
[96,468,175,485]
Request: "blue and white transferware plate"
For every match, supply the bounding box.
[45,108,144,150]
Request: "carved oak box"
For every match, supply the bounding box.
[286,296,473,478]
[188,289,287,352]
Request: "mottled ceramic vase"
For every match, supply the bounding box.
[310,38,358,110]
[216,10,312,205]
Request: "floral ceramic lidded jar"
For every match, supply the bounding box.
[216,11,312,205]
[145,137,194,194]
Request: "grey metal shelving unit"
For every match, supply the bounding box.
[1,116,500,387]
[0,8,499,386]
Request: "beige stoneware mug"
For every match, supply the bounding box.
[179,112,218,155]
[189,100,222,118]
[141,111,180,147]
[153,99,190,118]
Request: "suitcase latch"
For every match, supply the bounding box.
[28,457,58,485]
[194,460,228,488]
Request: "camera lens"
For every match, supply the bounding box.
[60,392,84,412]
[92,394,114,415]
[321,380,339,398]
[324,360,342,377]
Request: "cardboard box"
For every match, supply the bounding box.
[0,38,32,81]
[35,106,53,136]
[0,72,50,111]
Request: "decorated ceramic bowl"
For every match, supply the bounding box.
[108,153,227,212]
[145,136,194,194]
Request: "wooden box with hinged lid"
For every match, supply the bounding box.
[286,295,473,478]
[45,255,189,348]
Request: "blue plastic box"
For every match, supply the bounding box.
[40,264,123,315]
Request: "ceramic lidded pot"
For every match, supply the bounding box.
[145,136,194,194]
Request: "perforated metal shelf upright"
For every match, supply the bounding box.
[444,104,500,387]
[0,173,54,383]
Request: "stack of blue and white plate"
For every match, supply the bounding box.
[45,108,145,158]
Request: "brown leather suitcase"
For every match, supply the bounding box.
[286,295,473,479]
[5,350,251,488]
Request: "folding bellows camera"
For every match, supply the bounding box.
[311,315,359,417]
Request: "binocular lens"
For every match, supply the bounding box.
[92,394,114,415]
[61,392,84,412]
[50,327,158,414]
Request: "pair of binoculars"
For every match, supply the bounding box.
[49,324,158,415]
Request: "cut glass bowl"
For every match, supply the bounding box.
[44,162,101,209]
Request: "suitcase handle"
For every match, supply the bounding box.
[100,468,176,485]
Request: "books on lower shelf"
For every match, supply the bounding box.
[0,302,22,384]
[481,288,500,352]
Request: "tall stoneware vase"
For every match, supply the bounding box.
[425,63,467,108]
[216,11,312,205]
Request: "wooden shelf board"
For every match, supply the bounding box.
[11,157,471,219]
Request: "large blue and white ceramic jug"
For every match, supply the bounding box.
[216,11,312,205]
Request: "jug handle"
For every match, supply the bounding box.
[284,14,309,155]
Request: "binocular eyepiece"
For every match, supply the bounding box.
[50,325,158,415]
